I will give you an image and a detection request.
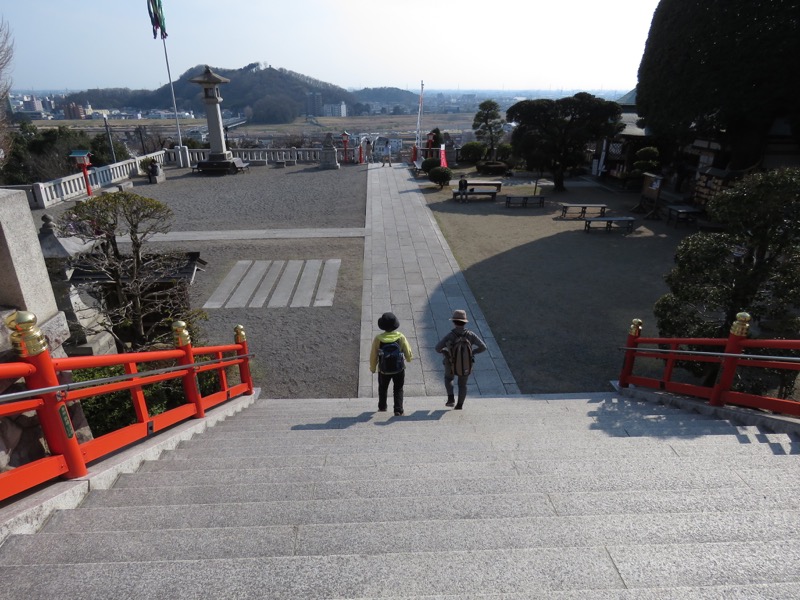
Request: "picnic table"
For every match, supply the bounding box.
[451,189,498,202]
[584,216,636,234]
[560,203,607,218]
[665,204,703,227]
[505,195,545,208]
[466,180,503,191]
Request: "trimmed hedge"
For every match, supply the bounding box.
[420,157,441,173]
[428,166,453,188]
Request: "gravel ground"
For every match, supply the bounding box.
[33,164,368,399]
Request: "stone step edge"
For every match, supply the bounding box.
[0,390,260,546]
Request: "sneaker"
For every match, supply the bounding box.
[454,405,463,410]
[394,410,404,416]
[378,407,387,412]
[445,400,455,407]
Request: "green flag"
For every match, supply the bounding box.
[148,0,167,39]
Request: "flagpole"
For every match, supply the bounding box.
[161,37,183,148]
[415,80,424,150]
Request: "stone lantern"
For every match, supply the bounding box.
[190,66,237,173]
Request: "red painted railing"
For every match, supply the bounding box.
[619,312,800,417]
[0,313,253,503]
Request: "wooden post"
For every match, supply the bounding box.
[173,320,204,418]
[619,318,643,388]
[710,312,750,406]
[6,311,88,478]
[234,324,253,394]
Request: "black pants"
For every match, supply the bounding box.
[378,370,405,412]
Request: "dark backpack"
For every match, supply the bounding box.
[450,331,474,376]
[378,340,405,374]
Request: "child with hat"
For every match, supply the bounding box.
[435,309,487,409]
[369,312,414,416]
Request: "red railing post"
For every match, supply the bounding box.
[173,320,204,418]
[709,312,750,406]
[5,311,88,478]
[234,324,253,394]
[619,318,643,388]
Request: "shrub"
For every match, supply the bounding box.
[496,143,513,161]
[428,166,453,188]
[420,157,440,173]
[459,141,485,163]
[476,161,509,176]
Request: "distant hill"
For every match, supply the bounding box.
[353,87,417,105]
[61,64,417,124]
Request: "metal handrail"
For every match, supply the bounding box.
[619,346,800,363]
[0,352,254,406]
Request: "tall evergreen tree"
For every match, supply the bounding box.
[637,0,800,169]
[472,100,505,159]
[507,93,622,191]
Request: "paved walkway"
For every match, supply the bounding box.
[360,164,517,398]
[145,162,518,399]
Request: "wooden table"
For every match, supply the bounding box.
[665,204,703,227]
[584,216,636,233]
[466,180,503,191]
[505,195,545,208]
[560,203,607,218]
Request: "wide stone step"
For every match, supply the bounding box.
[163,436,800,460]
[43,492,556,532]
[171,429,798,453]
[8,511,800,566]
[138,452,799,476]
[105,465,748,500]
[2,542,800,598]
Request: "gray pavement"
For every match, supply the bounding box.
[360,163,517,398]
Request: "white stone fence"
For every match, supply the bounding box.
[19,145,368,209]
[28,151,166,209]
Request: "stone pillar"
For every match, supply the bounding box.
[0,190,69,371]
[0,189,91,474]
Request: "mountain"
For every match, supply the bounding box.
[63,63,352,123]
[61,64,415,124]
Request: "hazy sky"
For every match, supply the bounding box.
[5,0,660,93]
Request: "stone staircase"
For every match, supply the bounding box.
[1,394,800,598]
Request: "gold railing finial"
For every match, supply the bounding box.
[172,320,191,347]
[730,312,751,337]
[234,324,246,343]
[5,311,48,357]
[629,318,643,336]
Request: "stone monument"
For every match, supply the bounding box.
[319,132,340,170]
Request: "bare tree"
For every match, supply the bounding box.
[0,19,15,165]
[57,191,201,351]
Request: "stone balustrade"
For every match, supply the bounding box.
[29,151,166,209]
[24,145,370,209]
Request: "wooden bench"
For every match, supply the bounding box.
[451,190,498,202]
[505,195,545,208]
[466,180,503,191]
[584,216,636,233]
[560,203,608,218]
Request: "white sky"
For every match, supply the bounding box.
[4,0,660,93]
